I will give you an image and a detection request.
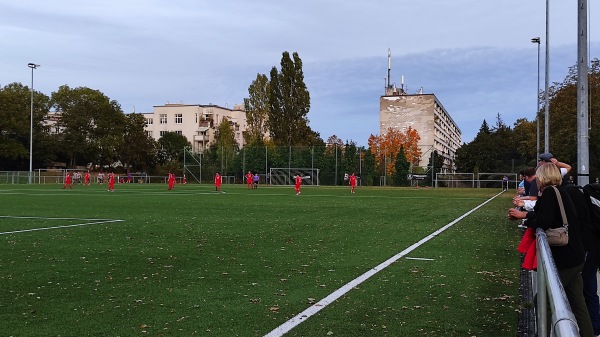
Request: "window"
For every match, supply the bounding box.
[160,131,167,137]
[175,131,182,136]
[147,118,153,125]
[160,114,167,124]
[146,131,153,138]
[175,114,183,124]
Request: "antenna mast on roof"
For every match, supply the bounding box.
[387,48,391,89]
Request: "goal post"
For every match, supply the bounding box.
[269,168,320,186]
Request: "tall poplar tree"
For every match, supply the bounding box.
[268,51,312,146]
[244,73,270,145]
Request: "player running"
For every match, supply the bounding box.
[63,172,73,189]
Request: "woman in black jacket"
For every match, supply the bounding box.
[525,163,593,337]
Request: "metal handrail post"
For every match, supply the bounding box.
[536,229,580,336]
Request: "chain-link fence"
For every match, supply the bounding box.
[183,145,384,186]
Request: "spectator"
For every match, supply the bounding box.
[509,163,593,336]
[562,178,600,335]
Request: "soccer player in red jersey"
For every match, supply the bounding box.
[63,172,73,189]
[108,172,115,192]
[246,171,253,189]
[349,172,357,193]
[84,172,90,186]
[294,175,302,195]
[215,173,222,192]
[168,172,175,190]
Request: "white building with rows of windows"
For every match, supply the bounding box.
[141,103,247,154]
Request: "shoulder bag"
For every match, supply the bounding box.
[545,186,569,246]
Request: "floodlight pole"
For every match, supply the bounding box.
[577,0,589,185]
[531,37,541,162]
[544,0,550,152]
[27,63,40,184]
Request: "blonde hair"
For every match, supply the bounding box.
[536,163,562,191]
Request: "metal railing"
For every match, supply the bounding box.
[535,228,580,336]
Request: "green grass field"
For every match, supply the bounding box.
[0,183,522,336]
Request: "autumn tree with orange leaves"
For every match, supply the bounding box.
[367,127,422,176]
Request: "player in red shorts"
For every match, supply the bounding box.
[108,172,115,192]
[84,171,90,186]
[245,171,253,189]
[63,172,73,189]
[294,175,302,195]
[349,172,357,193]
[215,173,222,192]
[168,172,175,190]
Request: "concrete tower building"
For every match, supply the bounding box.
[379,49,461,171]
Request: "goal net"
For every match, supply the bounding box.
[269,168,320,186]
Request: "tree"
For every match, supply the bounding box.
[425,150,445,186]
[455,120,496,173]
[157,131,191,164]
[121,113,157,172]
[342,141,359,176]
[268,51,313,146]
[51,85,125,168]
[244,73,270,145]
[512,118,537,165]
[0,82,51,170]
[367,127,422,176]
[213,118,238,175]
[393,146,410,186]
[360,147,379,186]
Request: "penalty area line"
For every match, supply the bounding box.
[263,190,505,337]
[0,219,124,236]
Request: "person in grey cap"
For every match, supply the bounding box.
[538,152,571,177]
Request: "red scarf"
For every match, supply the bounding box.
[518,227,537,270]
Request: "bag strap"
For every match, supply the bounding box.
[550,186,568,228]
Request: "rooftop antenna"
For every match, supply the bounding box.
[387,48,391,89]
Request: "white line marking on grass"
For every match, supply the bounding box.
[264,190,505,337]
[404,257,435,261]
[0,216,124,235]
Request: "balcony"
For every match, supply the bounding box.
[194,134,209,142]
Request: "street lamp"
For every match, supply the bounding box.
[531,37,541,161]
[27,63,40,184]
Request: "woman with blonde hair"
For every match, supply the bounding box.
[511,163,593,336]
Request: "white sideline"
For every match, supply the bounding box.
[264,190,505,337]
[0,216,124,235]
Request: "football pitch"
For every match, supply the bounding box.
[0,183,521,336]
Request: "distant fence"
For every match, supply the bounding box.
[0,171,189,185]
[435,172,518,189]
[1,170,521,189]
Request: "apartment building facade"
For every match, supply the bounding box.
[380,91,461,171]
[142,103,247,153]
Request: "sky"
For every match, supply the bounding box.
[2,1,599,146]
